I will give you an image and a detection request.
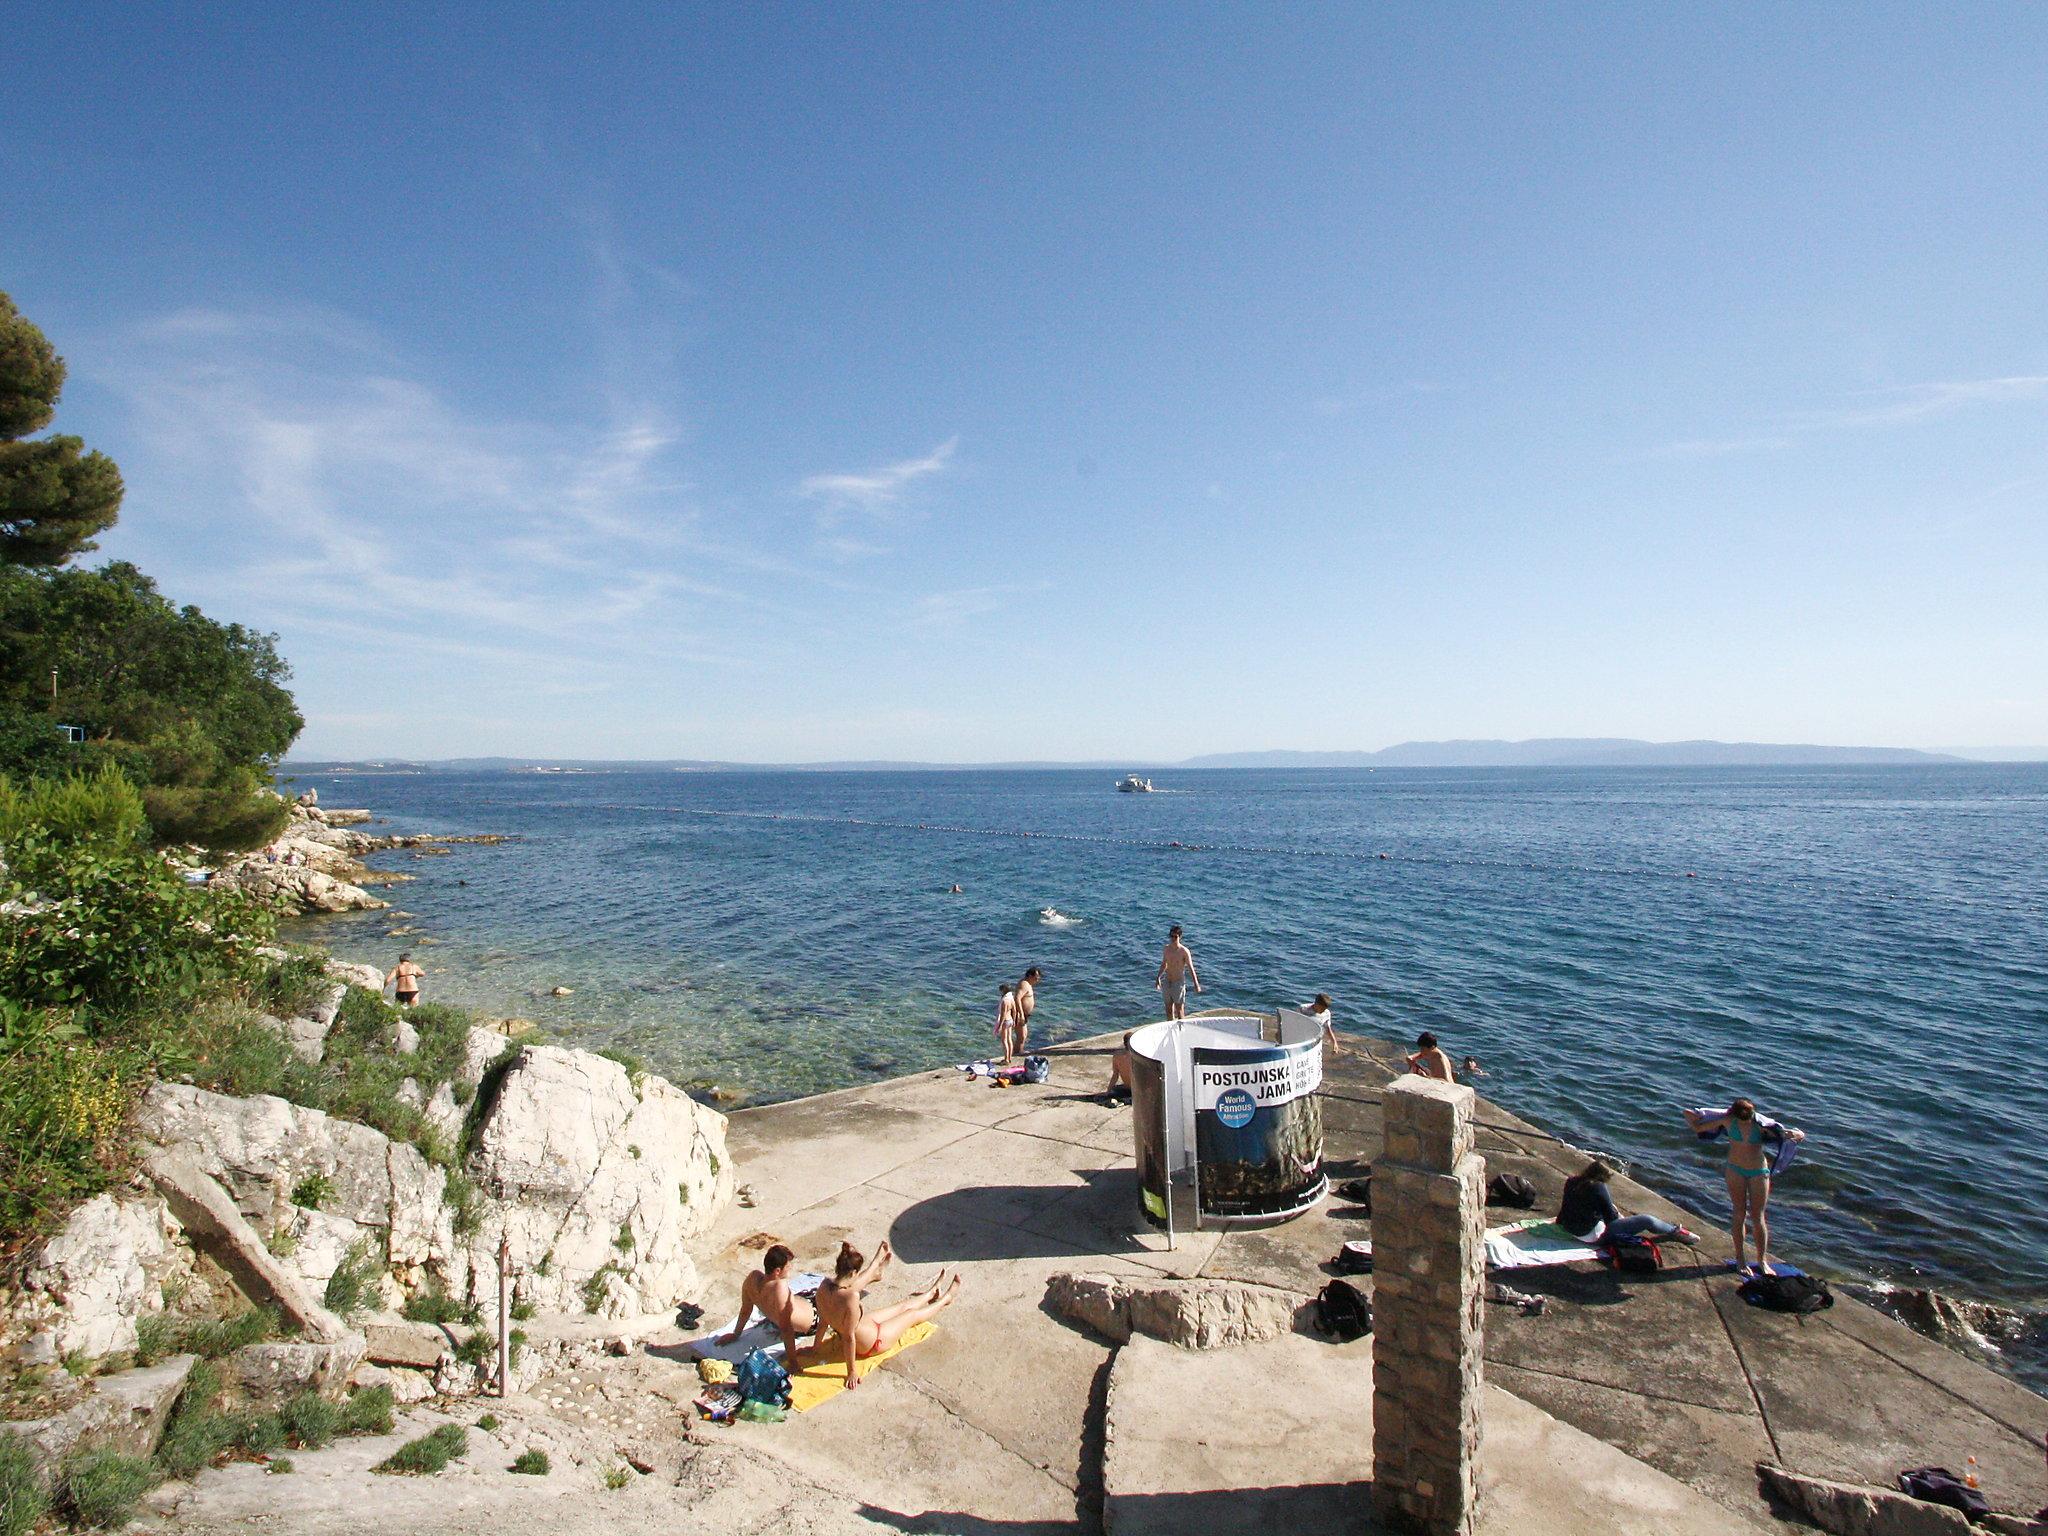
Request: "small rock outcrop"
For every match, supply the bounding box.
[1757,1463,1978,1536]
[2,1355,196,1489]
[469,1045,734,1317]
[1045,1271,1305,1349]
[11,1193,192,1361]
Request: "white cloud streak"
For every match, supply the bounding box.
[1651,374,2048,459]
[799,436,958,514]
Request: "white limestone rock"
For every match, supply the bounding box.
[324,957,387,992]
[465,1046,733,1316]
[12,1194,192,1360]
[1046,1271,1306,1350]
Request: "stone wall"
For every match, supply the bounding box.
[1371,1075,1486,1535]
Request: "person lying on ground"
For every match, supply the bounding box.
[718,1242,816,1362]
[814,1239,961,1390]
[1406,1032,1454,1081]
[1684,1099,1804,1276]
[1558,1160,1700,1248]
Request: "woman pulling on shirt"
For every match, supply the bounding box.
[1558,1161,1700,1250]
[1684,1098,1804,1276]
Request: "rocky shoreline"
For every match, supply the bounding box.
[204,791,510,915]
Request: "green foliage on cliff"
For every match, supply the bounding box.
[0,292,123,569]
[0,295,300,852]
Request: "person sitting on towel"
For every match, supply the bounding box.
[719,1243,816,1362]
[815,1239,961,1390]
[1558,1161,1700,1249]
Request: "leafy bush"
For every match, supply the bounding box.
[291,1171,333,1210]
[0,1434,48,1536]
[254,954,333,1027]
[280,1392,338,1450]
[510,1449,550,1476]
[0,765,144,849]
[323,1238,380,1321]
[60,1450,158,1528]
[374,1424,467,1476]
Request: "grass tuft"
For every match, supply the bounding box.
[374,1424,468,1476]
[280,1392,339,1450]
[0,1435,49,1536]
[509,1448,550,1476]
[322,1238,381,1320]
[60,1450,159,1529]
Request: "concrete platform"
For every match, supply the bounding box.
[705,1031,2048,1532]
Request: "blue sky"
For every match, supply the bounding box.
[4,4,2044,760]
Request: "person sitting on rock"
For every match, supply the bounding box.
[814,1239,960,1390]
[719,1243,816,1362]
[1558,1160,1700,1249]
[1103,1032,1135,1105]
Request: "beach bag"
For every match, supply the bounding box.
[1337,1175,1372,1214]
[1602,1238,1664,1275]
[1740,1273,1833,1313]
[1334,1240,1374,1275]
[1023,1055,1051,1084]
[1486,1173,1538,1209]
[735,1348,792,1407]
[1316,1279,1372,1340]
[1897,1467,1990,1518]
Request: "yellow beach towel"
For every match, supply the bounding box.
[786,1323,937,1412]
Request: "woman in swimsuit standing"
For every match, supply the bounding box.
[1684,1098,1804,1276]
[813,1239,960,1390]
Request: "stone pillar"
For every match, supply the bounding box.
[1371,1075,1485,1535]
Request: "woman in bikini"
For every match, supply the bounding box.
[1684,1098,1804,1276]
[813,1239,960,1390]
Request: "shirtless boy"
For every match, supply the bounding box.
[1406,1031,1454,1082]
[814,1239,960,1390]
[387,953,423,1007]
[718,1243,815,1361]
[1155,926,1200,1019]
[1013,967,1042,1057]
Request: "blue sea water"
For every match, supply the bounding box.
[291,764,2048,1329]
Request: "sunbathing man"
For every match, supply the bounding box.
[717,1243,815,1362]
[813,1239,960,1390]
[1406,1031,1454,1081]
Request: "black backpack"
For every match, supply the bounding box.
[1897,1467,1990,1518]
[1486,1173,1537,1209]
[1740,1272,1833,1313]
[1316,1279,1371,1341]
[1337,1175,1372,1213]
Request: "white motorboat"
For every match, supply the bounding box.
[1115,774,1155,793]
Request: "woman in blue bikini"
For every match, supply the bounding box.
[1684,1098,1804,1276]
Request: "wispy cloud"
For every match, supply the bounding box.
[1650,374,2048,459]
[799,436,958,514]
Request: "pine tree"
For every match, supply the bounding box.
[0,292,124,566]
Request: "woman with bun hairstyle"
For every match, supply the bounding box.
[813,1238,961,1389]
[1684,1098,1805,1276]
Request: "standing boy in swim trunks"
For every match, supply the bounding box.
[1155,926,1199,1019]
[718,1243,816,1363]
[387,953,423,1008]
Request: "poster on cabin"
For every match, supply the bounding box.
[1130,1045,1172,1226]
[1191,1041,1326,1218]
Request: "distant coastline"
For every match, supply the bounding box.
[285,736,1994,774]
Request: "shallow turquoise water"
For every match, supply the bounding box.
[292,764,2048,1334]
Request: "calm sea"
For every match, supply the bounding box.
[289,764,2048,1363]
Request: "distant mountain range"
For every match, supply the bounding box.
[288,738,1977,774]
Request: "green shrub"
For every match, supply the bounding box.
[0,1003,141,1240]
[178,1307,276,1360]
[474,1413,499,1432]
[338,1384,394,1437]
[266,1457,294,1474]
[0,766,145,851]
[442,1168,483,1238]
[374,1424,467,1476]
[322,1239,380,1321]
[604,1465,631,1491]
[291,1172,333,1210]
[130,1312,175,1367]
[61,1449,159,1528]
[579,1263,624,1314]
[400,1286,471,1326]
[0,1434,48,1536]
[509,1449,550,1476]
[612,1221,634,1253]
[509,1298,536,1322]
[155,1360,228,1478]
[237,1413,287,1455]
[253,953,332,1023]
[280,1391,338,1450]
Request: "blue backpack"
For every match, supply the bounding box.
[735,1348,792,1407]
[1023,1055,1051,1084]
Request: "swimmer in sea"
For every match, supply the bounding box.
[718,1243,816,1362]
[814,1240,960,1390]
[1684,1098,1804,1276]
[1155,926,1199,1020]
[1406,1031,1454,1082]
